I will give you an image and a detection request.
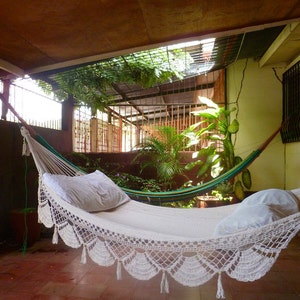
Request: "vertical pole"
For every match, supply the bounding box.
[0,79,11,120]
[119,115,122,152]
[90,117,98,152]
[62,94,74,153]
[107,111,112,152]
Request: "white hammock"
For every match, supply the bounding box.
[20,127,300,299]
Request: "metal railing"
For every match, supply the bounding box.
[1,80,62,130]
[72,104,204,153]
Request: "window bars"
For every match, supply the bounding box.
[281,60,300,143]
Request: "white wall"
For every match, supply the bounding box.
[226,58,300,191]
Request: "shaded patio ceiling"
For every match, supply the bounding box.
[0,0,300,79]
[38,25,292,125]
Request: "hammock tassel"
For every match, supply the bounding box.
[160,271,169,294]
[52,225,58,244]
[117,260,122,280]
[22,138,31,156]
[81,245,87,264]
[216,272,225,299]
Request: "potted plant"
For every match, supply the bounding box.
[133,125,188,191]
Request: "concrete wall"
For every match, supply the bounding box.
[227,58,300,191]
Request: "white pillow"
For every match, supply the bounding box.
[236,189,299,216]
[214,189,299,236]
[214,205,285,236]
[42,170,131,212]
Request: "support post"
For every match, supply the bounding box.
[0,79,11,120]
[90,117,98,152]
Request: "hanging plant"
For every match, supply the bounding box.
[38,47,192,114]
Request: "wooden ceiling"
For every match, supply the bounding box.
[1,0,300,79]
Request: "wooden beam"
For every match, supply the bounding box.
[0,59,25,78]
[259,22,300,67]
[111,83,215,104]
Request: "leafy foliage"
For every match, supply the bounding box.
[109,172,161,192]
[183,97,252,200]
[66,152,161,192]
[134,126,188,191]
[38,48,190,114]
[162,180,197,208]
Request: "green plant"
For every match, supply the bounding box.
[38,48,190,115]
[66,152,103,173]
[109,172,161,192]
[211,181,234,201]
[162,181,197,208]
[66,152,162,192]
[133,125,188,191]
[183,97,251,200]
[163,199,197,208]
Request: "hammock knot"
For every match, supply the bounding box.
[216,271,225,299]
[160,270,169,294]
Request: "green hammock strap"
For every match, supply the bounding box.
[2,97,282,203]
[33,125,279,203]
[121,125,281,202]
[122,149,261,202]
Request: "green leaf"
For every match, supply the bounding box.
[242,169,252,189]
[228,119,239,134]
[234,156,243,165]
[185,160,203,170]
[197,163,210,177]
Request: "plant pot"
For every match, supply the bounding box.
[202,199,230,207]
[197,196,230,208]
[9,208,41,247]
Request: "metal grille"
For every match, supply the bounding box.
[73,102,206,153]
[72,67,224,153]
[281,60,300,143]
[2,81,61,130]
[73,107,91,152]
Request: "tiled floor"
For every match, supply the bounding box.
[0,235,300,300]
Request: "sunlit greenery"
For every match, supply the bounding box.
[38,48,191,115]
[183,97,252,200]
[133,125,188,191]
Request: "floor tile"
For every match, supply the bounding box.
[0,236,299,299]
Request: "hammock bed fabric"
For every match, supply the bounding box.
[19,126,300,299]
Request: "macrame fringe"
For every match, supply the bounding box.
[216,272,225,299]
[81,245,87,264]
[52,225,58,244]
[160,271,169,294]
[117,260,122,280]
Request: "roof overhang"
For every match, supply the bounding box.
[0,1,300,79]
